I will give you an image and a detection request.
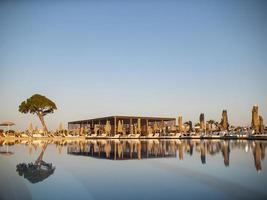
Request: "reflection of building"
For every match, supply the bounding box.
[40,139,267,172]
[67,140,177,160]
[68,116,176,136]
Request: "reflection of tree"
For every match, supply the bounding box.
[16,143,55,183]
[221,141,230,167]
[200,142,206,164]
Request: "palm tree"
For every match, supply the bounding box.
[207,120,215,131]
[184,121,193,132]
[195,122,200,127]
[214,121,220,131]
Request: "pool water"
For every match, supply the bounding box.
[0,139,266,200]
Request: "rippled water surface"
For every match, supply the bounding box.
[0,139,267,200]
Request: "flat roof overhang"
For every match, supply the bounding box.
[68,116,176,124]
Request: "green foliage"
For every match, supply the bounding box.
[195,122,200,126]
[207,120,215,125]
[19,94,57,116]
[6,130,15,134]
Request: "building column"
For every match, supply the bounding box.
[114,116,117,135]
[130,118,132,134]
[146,119,149,133]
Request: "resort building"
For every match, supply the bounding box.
[68,116,176,136]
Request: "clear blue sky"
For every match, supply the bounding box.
[0,0,266,130]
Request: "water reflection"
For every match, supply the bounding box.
[16,143,55,184]
[67,139,267,172]
[0,140,15,156]
[1,138,266,174]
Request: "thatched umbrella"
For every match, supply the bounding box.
[27,122,33,133]
[80,127,84,135]
[117,120,123,133]
[153,122,159,132]
[94,124,99,135]
[0,121,15,133]
[104,120,111,135]
[59,122,64,131]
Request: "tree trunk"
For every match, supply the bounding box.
[37,113,48,134]
[35,143,48,165]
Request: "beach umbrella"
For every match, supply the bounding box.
[0,121,15,133]
[59,122,64,131]
[80,127,84,135]
[94,124,99,135]
[28,123,33,133]
[147,126,153,135]
[153,122,159,132]
[117,120,123,133]
[34,126,38,133]
[104,120,111,135]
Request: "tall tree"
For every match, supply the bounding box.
[19,94,57,134]
[207,120,215,130]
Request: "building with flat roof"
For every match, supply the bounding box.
[68,116,176,136]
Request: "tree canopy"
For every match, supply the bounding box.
[19,94,57,133]
[19,94,57,115]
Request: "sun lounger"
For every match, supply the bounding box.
[32,134,45,138]
[20,133,29,138]
[128,134,140,138]
[112,134,121,138]
[154,133,160,138]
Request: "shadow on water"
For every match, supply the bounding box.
[16,143,55,184]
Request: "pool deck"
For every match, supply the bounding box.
[1,135,267,141]
[86,135,267,140]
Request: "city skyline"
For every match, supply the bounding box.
[1,0,267,130]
